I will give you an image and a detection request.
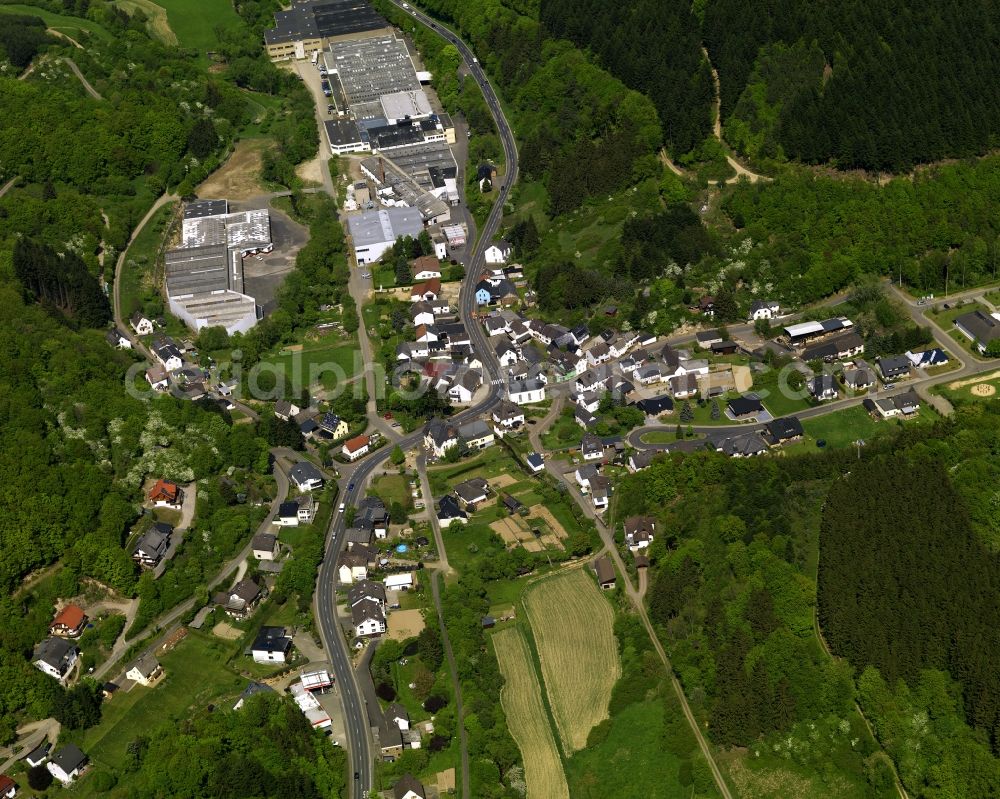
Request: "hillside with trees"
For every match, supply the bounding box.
[623,403,1000,796]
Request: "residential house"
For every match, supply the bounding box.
[437,495,468,525]
[696,329,724,347]
[337,548,371,584]
[386,703,410,731]
[484,240,512,264]
[624,516,655,551]
[495,340,519,367]
[575,406,598,428]
[727,395,764,419]
[410,301,436,327]
[233,681,275,711]
[289,461,324,491]
[667,372,699,400]
[592,555,616,590]
[455,477,489,509]
[713,430,769,458]
[356,497,389,539]
[483,315,508,336]
[49,604,87,638]
[808,374,838,401]
[526,452,545,473]
[424,418,459,458]
[636,363,668,386]
[763,416,804,446]
[105,327,132,350]
[864,390,921,419]
[711,340,739,356]
[320,412,350,439]
[296,494,315,524]
[576,367,611,395]
[274,501,303,527]
[152,340,183,372]
[252,532,279,560]
[590,475,610,509]
[844,359,877,391]
[349,580,387,610]
[508,320,531,345]
[801,332,865,362]
[353,597,386,637]
[748,300,780,320]
[130,312,154,336]
[410,254,441,280]
[877,355,912,382]
[447,370,482,404]
[508,378,545,405]
[248,626,293,664]
[0,773,16,798]
[274,399,301,421]
[47,745,87,784]
[125,653,163,686]
[492,401,525,432]
[627,450,657,473]
[32,637,78,682]
[148,478,182,508]
[474,281,494,306]
[410,277,441,302]
[586,342,611,366]
[131,522,171,567]
[581,433,604,461]
[145,364,169,391]
[342,434,371,461]
[676,358,710,377]
[458,420,494,450]
[575,464,599,491]
[697,296,715,316]
[213,578,263,619]
[954,309,1000,353]
[346,527,374,551]
[906,348,950,368]
[636,395,674,417]
[394,774,426,799]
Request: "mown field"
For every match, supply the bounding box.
[148,0,240,51]
[523,568,620,752]
[493,627,570,799]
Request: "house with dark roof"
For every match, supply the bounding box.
[581,433,604,461]
[233,680,275,710]
[126,653,163,686]
[24,742,50,767]
[289,461,324,491]
[592,555,616,590]
[627,449,657,473]
[749,300,780,320]
[636,394,674,416]
[877,355,912,381]
[727,395,765,419]
[906,348,950,368]
[47,744,87,784]
[526,452,545,473]
[763,417,804,446]
[623,516,655,551]
[712,431,769,458]
[864,390,922,419]
[808,374,838,401]
[589,475,610,509]
[454,477,489,508]
[424,418,459,457]
[696,329,724,347]
[250,627,292,664]
[844,359,877,391]
[32,637,78,682]
[394,773,426,799]
[801,332,865,362]
[437,495,467,525]
[954,309,1000,353]
[213,578,263,619]
[252,532,278,561]
[669,372,699,399]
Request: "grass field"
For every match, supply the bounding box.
[113,0,177,44]
[523,569,620,753]
[74,630,243,788]
[797,403,938,450]
[256,335,361,392]
[0,4,112,40]
[493,627,570,799]
[152,0,240,51]
[373,473,413,511]
[119,201,177,319]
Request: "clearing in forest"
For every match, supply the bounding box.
[523,567,620,753]
[493,627,570,799]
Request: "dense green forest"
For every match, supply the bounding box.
[620,403,1000,796]
[0,13,52,68]
[539,0,713,156]
[704,0,1000,170]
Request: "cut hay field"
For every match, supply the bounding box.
[524,568,620,753]
[493,627,570,799]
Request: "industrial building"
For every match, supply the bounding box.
[324,118,369,155]
[264,0,391,60]
[347,207,424,264]
[360,154,451,223]
[164,201,272,335]
[324,36,420,104]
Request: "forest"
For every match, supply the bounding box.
[539,0,713,156]
[621,402,1000,797]
[704,0,1000,170]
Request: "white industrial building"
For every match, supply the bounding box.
[347,207,424,264]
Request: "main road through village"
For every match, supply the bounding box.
[313,6,515,796]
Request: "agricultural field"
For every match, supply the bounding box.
[113,0,177,44]
[0,4,112,40]
[493,627,570,799]
[523,568,620,752]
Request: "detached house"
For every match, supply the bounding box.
[508,378,545,405]
[748,300,780,320]
[437,495,468,525]
[623,516,655,551]
[410,277,441,303]
[289,461,324,491]
[394,774,426,799]
[458,419,494,450]
[47,745,87,784]
[727,395,764,420]
[151,340,183,372]
[251,532,279,561]
[877,355,911,382]
[250,626,293,664]
[455,477,490,509]
[130,312,154,336]
[125,653,163,686]
[337,548,371,584]
[590,475,610,509]
[808,374,838,401]
[581,433,604,462]
[213,578,263,619]
[106,327,132,350]
[484,240,512,264]
[352,597,386,637]
[132,522,172,567]
[424,418,459,458]
[148,479,182,508]
[320,412,350,439]
[146,364,169,391]
[50,604,87,638]
[592,555,616,590]
[844,359,877,391]
[410,255,441,280]
[342,434,371,461]
[32,637,78,682]
[274,399,301,421]
[492,401,525,433]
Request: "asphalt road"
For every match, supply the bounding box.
[314,5,519,796]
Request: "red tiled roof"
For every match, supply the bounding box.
[344,435,370,453]
[411,277,441,297]
[148,478,179,501]
[0,774,16,792]
[52,603,86,631]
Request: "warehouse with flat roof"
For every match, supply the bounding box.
[324,119,369,154]
[264,0,390,60]
[347,207,423,264]
[324,36,420,105]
